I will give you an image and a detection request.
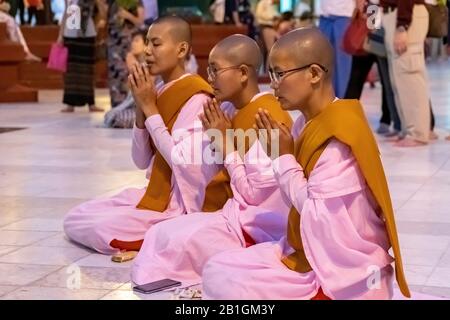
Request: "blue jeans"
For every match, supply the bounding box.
[319,15,353,98]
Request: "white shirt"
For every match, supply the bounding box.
[294,2,311,17]
[63,0,97,38]
[142,0,158,21]
[255,0,279,26]
[319,0,355,18]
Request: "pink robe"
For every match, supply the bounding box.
[64,74,231,254]
[131,92,292,287]
[201,115,395,300]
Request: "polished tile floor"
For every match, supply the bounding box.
[0,61,449,300]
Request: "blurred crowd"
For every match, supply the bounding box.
[0,0,449,142]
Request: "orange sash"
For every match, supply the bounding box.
[202,93,293,212]
[136,74,226,212]
[111,93,292,251]
[281,99,410,298]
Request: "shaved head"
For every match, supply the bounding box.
[270,27,334,80]
[145,16,193,79]
[151,15,192,46]
[210,34,262,71]
[207,34,262,106]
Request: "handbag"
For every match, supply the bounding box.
[363,27,387,57]
[426,3,449,38]
[342,10,370,56]
[47,43,68,73]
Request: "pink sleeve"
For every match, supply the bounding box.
[224,141,279,206]
[131,124,154,170]
[144,115,174,165]
[144,94,210,168]
[272,154,308,212]
[272,139,369,213]
[145,93,221,213]
[275,140,393,299]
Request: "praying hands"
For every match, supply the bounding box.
[199,98,234,159]
[129,63,158,118]
[255,108,294,160]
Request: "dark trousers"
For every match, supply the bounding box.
[345,54,401,132]
[43,0,54,24]
[17,0,25,24]
[27,6,45,25]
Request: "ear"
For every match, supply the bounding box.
[177,42,189,60]
[239,65,250,83]
[309,65,324,85]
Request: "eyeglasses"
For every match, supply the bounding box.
[268,63,329,84]
[207,64,252,81]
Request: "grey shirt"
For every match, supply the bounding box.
[63,0,97,38]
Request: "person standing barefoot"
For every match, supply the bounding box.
[59,0,105,113]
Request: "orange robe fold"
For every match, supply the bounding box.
[282,99,410,298]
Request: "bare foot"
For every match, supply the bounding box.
[429,131,439,140]
[111,251,138,263]
[25,52,42,62]
[394,137,427,147]
[89,105,104,112]
[61,106,75,113]
[385,135,402,142]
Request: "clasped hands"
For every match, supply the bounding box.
[199,99,294,160]
[129,63,159,123]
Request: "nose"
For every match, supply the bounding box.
[144,46,151,57]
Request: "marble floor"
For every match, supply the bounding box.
[0,61,450,300]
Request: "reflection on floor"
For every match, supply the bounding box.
[0,61,449,300]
